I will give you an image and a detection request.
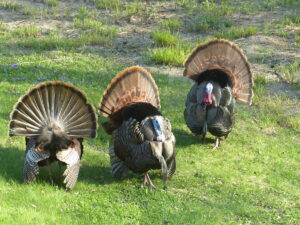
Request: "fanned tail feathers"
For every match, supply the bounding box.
[9,81,97,138]
[99,66,160,117]
[183,39,253,104]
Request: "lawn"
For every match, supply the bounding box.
[0,0,300,224]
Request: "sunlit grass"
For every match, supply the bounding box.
[151,29,181,47]
[0,0,299,224]
[215,26,257,40]
[149,44,191,66]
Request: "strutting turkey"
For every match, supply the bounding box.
[99,66,176,189]
[183,39,253,149]
[9,81,97,190]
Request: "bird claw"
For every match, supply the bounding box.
[212,138,220,150]
[142,173,157,189]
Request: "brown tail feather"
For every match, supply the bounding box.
[9,81,98,138]
[183,39,253,105]
[99,66,160,118]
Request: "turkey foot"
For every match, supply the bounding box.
[46,159,54,185]
[212,138,220,150]
[142,173,157,189]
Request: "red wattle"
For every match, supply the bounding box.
[203,93,212,105]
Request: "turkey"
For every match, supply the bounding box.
[99,66,176,189]
[9,81,97,190]
[183,39,253,149]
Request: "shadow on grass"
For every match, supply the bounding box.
[0,145,122,188]
[0,146,24,183]
[173,128,215,148]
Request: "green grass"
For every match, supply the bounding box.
[215,26,257,40]
[0,1,21,11]
[45,0,59,7]
[296,30,300,45]
[160,18,181,31]
[94,0,147,19]
[276,60,300,85]
[151,29,181,47]
[0,0,300,224]
[189,1,234,32]
[14,26,41,38]
[0,55,299,224]
[94,0,122,11]
[73,18,118,45]
[148,44,191,66]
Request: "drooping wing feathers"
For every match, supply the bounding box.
[109,136,129,179]
[99,66,160,117]
[112,116,176,179]
[207,106,234,137]
[62,162,81,190]
[56,139,81,190]
[9,81,97,138]
[23,139,50,183]
[183,39,253,104]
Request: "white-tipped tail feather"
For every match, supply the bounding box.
[9,81,97,138]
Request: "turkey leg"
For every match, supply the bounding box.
[213,137,220,150]
[143,173,157,189]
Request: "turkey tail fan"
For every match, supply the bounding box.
[183,39,254,105]
[9,81,98,138]
[99,66,160,118]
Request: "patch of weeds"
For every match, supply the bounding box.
[275,29,289,38]
[125,0,146,17]
[189,1,234,32]
[17,36,82,51]
[282,14,300,26]
[94,0,147,19]
[260,0,280,10]
[64,8,72,18]
[74,18,117,45]
[76,6,90,21]
[74,18,103,32]
[0,1,21,11]
[14,26,41,38]
[256,47,268,54]
[21,7,46,16]
[276,60,300,84]
[279,0,300,7]
[160,18,181,32]
[79,32,115,45]
[148,43,192,66]
[94,0,122,11]
[248,53,280,66]
[176,0,197,8]
[45,0,59,7]
[291,83,300,89]
[253,74,267,101]
[215,26,257,40]
[151,30,181,47]
[0,22,7,33]
[237,1,258,14]
[190,13,233,32]
[295,31,300,46]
